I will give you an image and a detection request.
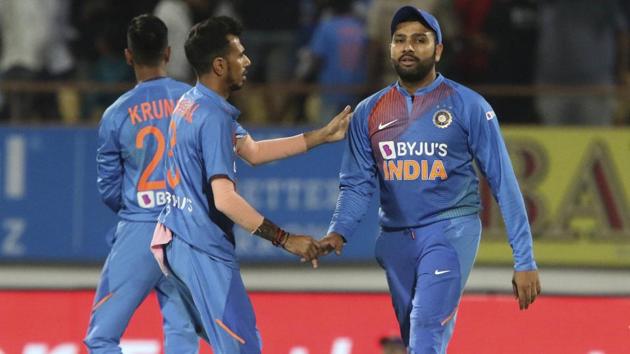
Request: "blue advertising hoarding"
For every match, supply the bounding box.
[0,127,380,263]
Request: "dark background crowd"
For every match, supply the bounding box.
[0,0,628,125]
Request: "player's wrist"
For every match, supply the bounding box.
[303,128,325,150]
[326,231,347,243]
[253,218,290,247]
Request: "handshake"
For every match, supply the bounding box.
[280,232,345,268]
[253,219,344,268]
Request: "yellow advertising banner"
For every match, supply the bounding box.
[477,127,630,267]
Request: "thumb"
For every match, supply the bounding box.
[335,242,343,256]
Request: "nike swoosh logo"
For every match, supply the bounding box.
[378,120,398,130]
[434,270,451,275]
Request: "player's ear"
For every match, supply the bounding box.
[124,48,134,66]
[212,57,226,76]
[435,43,444,63]
[163,46,171,64]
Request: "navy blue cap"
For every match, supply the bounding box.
[390,6,442,44]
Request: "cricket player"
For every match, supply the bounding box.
[318,6,541,353]
[87,14,197,353]
[150,16,352,353]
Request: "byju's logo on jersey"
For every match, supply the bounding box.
[138,191,156,208]
[137,191,168,208]
[432,109,453,129]
[379,141,396,160]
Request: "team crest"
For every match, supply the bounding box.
[432,109,453,129]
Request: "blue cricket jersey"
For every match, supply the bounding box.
[328,74,536,271]
[157,82,248,266]
[96,77,191,222]
[310,15,368,106]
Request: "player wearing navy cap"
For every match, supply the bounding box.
[319,6,541,353]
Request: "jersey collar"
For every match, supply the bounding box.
[394,73,445,97]
[194,81,241,118]
[135,76,168,88]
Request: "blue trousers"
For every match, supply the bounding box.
[84,221,198,354]
[375,214,481,354]
[164,234,262,354]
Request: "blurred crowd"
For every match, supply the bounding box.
[0,0,628,125]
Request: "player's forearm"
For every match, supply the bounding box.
[96,149,123,212]
[96,176,122,212]
[99,189,122,212]
[492,160,537,271]
[239,135,308,165]
[328,184,374,239]
[212,178,292,246]
[212,178,264,232]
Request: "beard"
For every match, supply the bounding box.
[228,72,245,91]
[391,49,436,83]
[229,81,244,91]
[226,62,246,91]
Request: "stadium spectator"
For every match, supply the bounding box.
[154,0,194,82]
[457,0,539,124]
[0,0,75,121]
[534,0,628,125]
[297,0,368,123]
[237,0,300,122]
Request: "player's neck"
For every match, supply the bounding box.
[198,76,231,99]
[134,65,167,83]
[399,70,437,95]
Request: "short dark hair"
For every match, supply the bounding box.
[127,14,168,66]
[185,16,243,76]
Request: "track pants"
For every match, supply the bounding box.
[375,214,482,354]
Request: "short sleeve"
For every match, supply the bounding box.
[199,113,237,182]
[233,121,248,139]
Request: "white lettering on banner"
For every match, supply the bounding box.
[2,218,26,256]
[239,178,339,211]
[5,135,26,200]
[119,340,160,354]
[287,338,353,354]
[331,338,353,354]
[23,343,78,354]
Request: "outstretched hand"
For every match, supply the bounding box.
[322,106,352,143]
[283,234,321,268]
[512,270,542,310]
[318,232,345,257]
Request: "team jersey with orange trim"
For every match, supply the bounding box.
[157,82,248,266]
[96,77,191,221]
[328,74,536,270]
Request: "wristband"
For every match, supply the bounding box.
[253,218,290,247]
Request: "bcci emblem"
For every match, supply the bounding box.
[432,109,453,129]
